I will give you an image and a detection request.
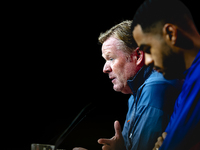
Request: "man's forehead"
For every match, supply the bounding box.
[102,37,120,54]
[102,37,119,49]
[133,24,145,46]
[133,24,157,47]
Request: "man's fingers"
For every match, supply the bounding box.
[153,132,167,150]
[98,138,111,145]
[114,120,122,138]
[98,121,124,149]
[73,148,88,150]
[162,132,167,139]
[102,145,111,150]
[153,141,160,150]
[157,136,163,146]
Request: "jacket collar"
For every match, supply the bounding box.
[127,65,153,96]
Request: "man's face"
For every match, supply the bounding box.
[102,37,138,94]
[133,24,185,79]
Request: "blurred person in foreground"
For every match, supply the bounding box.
[132,0,200,149]
[73,20,182,150]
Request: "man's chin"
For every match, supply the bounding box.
[113,85,122,92]
[113,84,132,94]
[113,84,126,93]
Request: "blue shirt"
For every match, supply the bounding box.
[122,65,183,150]
[160,50,200,150]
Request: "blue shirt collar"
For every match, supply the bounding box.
[127,65,153,96]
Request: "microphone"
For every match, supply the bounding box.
[54,102,96,149]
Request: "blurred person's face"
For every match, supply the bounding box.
[133,24,185,79]
[102,37,143,94]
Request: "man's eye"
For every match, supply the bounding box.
[139,45,151,54]
[144,47,151,54]
[109,58,114,61]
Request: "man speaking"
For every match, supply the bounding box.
[74,20,182,150]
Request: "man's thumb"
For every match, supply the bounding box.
[162,132,167,139]
[114,120,122,137]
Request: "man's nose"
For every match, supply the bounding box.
[145,53,154,66]
[103,63,112,73]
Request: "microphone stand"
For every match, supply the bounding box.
[54,102,96,149]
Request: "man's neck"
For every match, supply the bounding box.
[184,48,200,70]
[184,31,200,69]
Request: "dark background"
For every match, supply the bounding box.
[3,1,199,149]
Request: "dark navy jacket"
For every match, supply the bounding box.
[122,65,182,150]
[160,50,200,150]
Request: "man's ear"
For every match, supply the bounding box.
[134,47,144,66]
[163,23,193,49]
[163,23,177,45]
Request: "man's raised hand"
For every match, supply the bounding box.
[98,120,126,150]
